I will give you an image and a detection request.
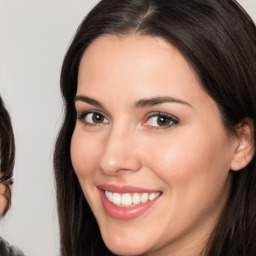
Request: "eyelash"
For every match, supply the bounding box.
[77,111,109,126]
[143,112,179,129]
[77,111,179,129]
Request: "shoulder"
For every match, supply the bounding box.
[0,237,25,256]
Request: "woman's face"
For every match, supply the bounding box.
[71,34,236,256]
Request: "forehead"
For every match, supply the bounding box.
[79,34,191,70]
[78,34,198,91]
[78,34,216,112]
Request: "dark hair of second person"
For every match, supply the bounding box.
[0,96,25,256]
[0,96,14,215]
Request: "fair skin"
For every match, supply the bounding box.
[71,34,253,256]
[0,181,9,215]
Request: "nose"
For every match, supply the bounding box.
[98,126,142,176]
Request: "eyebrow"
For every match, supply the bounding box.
[74,95,192,109]
[134,96,192,108]
[74,95,104,108]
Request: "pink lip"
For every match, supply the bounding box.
[97,184,162,221]
[97,184,159,193]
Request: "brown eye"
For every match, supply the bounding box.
[91,113,105,123]
[78,112,109,125]
[157,116,171,126]
[143,113,178,129]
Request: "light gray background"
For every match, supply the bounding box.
[0,0,255,256]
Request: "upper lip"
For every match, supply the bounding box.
[97,184,161,193]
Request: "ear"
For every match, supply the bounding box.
[230,118,255,171]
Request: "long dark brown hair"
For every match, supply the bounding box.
[0,96,15,215]
[54,0,256,255]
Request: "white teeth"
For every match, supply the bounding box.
[132,193,140,205]
[104,191,160,207]
[121,193,132,206]
[141,193,148,203]
[108,192,113,202]
[112,193,121,205]
[149,192,160,201]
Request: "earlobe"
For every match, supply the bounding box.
[230,118,255,171]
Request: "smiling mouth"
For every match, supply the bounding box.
[104,190,161,207]
[97,185,162,220]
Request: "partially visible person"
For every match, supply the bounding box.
[0,96,24,256]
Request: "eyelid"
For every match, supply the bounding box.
[75,101,111,118]
[142,111,179,129]
[77,108,107,118]
[77,110,109,125]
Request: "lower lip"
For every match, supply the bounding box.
[99,189,161,220]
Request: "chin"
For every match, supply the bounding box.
[107,246,145,256]
[102,234,150,256]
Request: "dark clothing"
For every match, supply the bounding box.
[0,237,24,256]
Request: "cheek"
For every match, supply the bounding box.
[143,128,232,190]
[70,128,99,178]
[141,129,233,231]
[70,129,103,209]
[0,184,8,215]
